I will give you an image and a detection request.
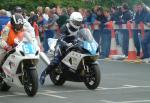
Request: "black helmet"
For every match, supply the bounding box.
[11,13,24,32]
[14,6,23,14]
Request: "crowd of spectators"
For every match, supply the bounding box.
[0,1,150,61]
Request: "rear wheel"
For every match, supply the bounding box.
[49,67,66,86]
[24,69,38,97]
[84,64,101,90]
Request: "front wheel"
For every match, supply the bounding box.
[0,78,10,91]
[84,64,101,90]
[49,67,66,86]
[24,69,38,97]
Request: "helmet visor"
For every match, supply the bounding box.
[69,24,78,32]
[72,20,82,26]
[14,24,23,31]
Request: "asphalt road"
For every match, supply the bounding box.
[0,60,150,103]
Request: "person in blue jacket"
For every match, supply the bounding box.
[0,9,10,34]
[141,11,150,59]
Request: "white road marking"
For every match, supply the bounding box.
[38,86,134,94]
[100,100,150,103]
[97,86,135,90]
[0,84,150,98]
[124,85,138,88]
[99,59,150,64]
[0,92,67,99]
[0,93,25,98]
[38,93,67,99]
[40,85,150,94]
[40,86,134,94]
[42,89,88,94]
[0,92,26,98]
[42,90,57,93]
[0,95,20,98]
[13,92,25,95]
[98,85,150,91]
[124,85,150,88]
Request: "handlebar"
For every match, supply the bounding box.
[6,48,16,55]
[66,42,80,52]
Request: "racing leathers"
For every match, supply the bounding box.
[40,23,79,85]
[0,23,24,65]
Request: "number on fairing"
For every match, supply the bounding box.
[22,43,35,54]
[23,45,29,53]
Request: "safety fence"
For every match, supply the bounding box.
[0,16,149,63]
[84,21,150,63]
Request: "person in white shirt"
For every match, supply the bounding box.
[43,7,50,21]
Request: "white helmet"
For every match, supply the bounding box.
[69,12,83,31]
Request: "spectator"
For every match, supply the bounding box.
[110,6,123,53]
[52,7,57,14]
[121,3,133,23]
[121,3,133,56]
[29,14,42,51]
[30,11,35,18]
[67,7,74,16]
[37,6,43,16]
[78,8,85,17]
[103,8,111,58]
[56,5,62,15]
[43,9,59,53]
[0,9,10,34]
[0,9,7,16]
[133,2,149,56]
[110,6,122,24]
[23,10,29,20]
[84,9,98,41]
[43,7,50,21]
[134,2,149,24]
[91,6,101,45]
[84,9,97,28]
[97,7,111,58]
[37,6,47,42]
[141,9,150,59]
[93,5,101,14]
[28,11,36,25]
[57,8,69,28]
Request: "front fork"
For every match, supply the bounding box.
[80,59,89,76]
[20,61,37,85]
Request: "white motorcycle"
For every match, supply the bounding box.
[0,39,40,96]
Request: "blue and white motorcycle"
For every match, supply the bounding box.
[48,28,101,89]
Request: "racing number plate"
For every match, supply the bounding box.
[22,43,36,54]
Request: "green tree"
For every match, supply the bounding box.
[0,0,150,12]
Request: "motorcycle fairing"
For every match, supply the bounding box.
[62,51,86,70]
[82,40,98,55]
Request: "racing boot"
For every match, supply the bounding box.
[40,56,60,85]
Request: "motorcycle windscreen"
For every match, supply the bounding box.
[48,38,58,51]
[83,40,98,55]
[77,28,98,55]
[77,28,94,42]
